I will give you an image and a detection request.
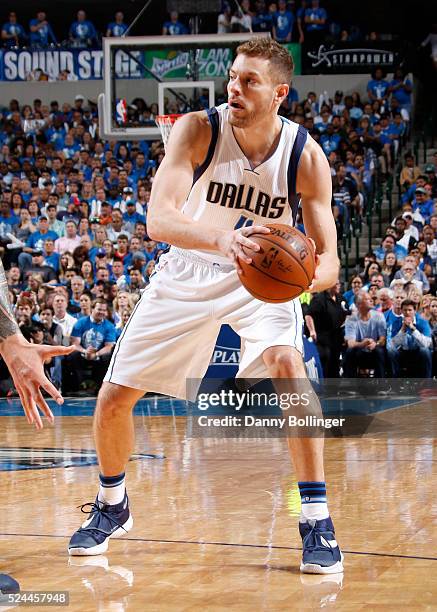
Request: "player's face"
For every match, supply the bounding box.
[228,55,287,128]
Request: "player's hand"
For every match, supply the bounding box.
[0,334,77,429]
[217,226,270,274]
[308,248,339,293]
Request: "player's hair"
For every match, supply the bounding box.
[236,38,293,84]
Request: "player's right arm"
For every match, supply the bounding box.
[147,112,269,270]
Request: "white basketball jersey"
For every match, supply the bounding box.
[173,104,307,264]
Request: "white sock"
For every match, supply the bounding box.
[300,502,329,522]
[98,473,126,506]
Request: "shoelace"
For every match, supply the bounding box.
[77,502,129,536]
[303,522,335,552]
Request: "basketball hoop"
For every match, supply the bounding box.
[155,114,183,150]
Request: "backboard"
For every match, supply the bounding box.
[99,32,271,141]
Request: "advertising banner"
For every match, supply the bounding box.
[0,44,301,81]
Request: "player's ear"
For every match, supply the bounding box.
[275,84,288,104]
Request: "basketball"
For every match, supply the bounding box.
[238,224,316,303]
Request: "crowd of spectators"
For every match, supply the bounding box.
[0,94,168,394]
[1,2,391,49]
[1,10,129,49]
[273,69,412,242]
[306,144,437,380]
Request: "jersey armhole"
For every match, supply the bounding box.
[287,124,308,225]
[192,107,219,186]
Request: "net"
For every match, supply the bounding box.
[155,114,183,150]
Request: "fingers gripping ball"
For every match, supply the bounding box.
[238,224,316,303]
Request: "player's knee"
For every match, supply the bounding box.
[95,383,134,425]
[263,347,306,378]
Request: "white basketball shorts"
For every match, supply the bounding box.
[104,247,304,400]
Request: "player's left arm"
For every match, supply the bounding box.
[297,135,339,292]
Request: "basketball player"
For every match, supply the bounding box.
[69,39,343,574]
[0,257,75,594]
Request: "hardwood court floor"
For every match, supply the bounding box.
[0,396,436,611]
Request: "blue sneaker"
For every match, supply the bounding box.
[68,493,133,556]
[299,517,344,574]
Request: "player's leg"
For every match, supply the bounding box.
[94,382,145,477]
[228,294,343,575]
[263,345,343,575]
[68,382,144,556]
[69,250,221,556]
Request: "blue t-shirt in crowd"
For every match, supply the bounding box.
[287,87,299,105]
[69,20,97,43]
[373,244,408,261]
[304,7,327,31]
[345,310,386,343]
[273,10,294,40]
[44,252,60,272]
[26,230,59,251]
[252,11,273,33]
[389,78,412,107]
[71,316,116,349]
[162,20,187,35]
[367,79,389,100]
[106,21,128,37]
[1,22,26,46]
[0,213,19,226]
[413,198,434,221]
[384,309,403,347]
[320,133,341,155]
[29,19,57,46]
[343,289,356,308]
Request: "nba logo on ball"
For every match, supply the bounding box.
[115,99,127,125]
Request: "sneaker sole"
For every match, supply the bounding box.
[300,553,344,575]
[68,515,133,556]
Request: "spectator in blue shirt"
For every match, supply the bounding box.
[412,188,434,222]
[252,0,274,34]
[343,291,386,377]
[303,0,327,46]
[367,68,390,104]
[64,299,116,393]
[374,235,407,263]
[29,11,57,47]
[1,12,26,48]
[69,10,98,48]
[162,12,188,36]
[0,201,19,226]
[42,238,60,273]
[273,0,294,42]
[106,12,128,37]
[304,0,327,32]
[320,124,341,155]
[387,299,432,377]
[388,68,412,113]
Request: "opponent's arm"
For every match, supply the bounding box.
[297,136,339,292]
[0,258,75,429]
[147,112,269,270]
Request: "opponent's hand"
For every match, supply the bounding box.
[217,226,270,274]
[0,334,77,429]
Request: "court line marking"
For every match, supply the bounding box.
[0,532,436,562]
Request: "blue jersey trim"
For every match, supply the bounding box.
[287,124,308,225]
[192,107,219,185]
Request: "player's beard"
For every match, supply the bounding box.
[228,106,257,128]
